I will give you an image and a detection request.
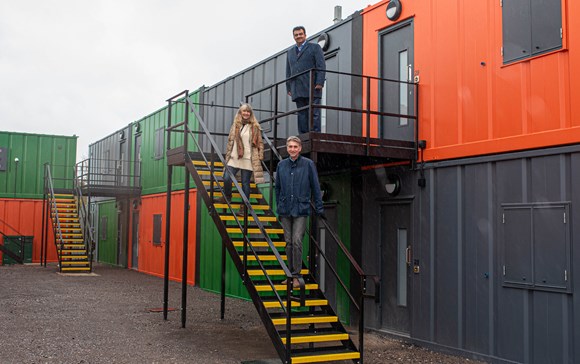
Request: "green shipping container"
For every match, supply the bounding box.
[137,90,201,196]
[0,131,77,198]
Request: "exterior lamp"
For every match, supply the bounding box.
[385,174,401,196]
[386,0,403,21]
[317,33,330,52]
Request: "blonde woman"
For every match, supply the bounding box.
[217,103,264,216]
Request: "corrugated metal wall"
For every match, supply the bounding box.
[361,145,580,363]
[199,12,362,155]
[137,191,197,284]
[0,131,77,198]
[0,198,58,263]
[362,0,580,161]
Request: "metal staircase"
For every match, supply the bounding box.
[43,164,94,273]
[49,194,91,272]
[163,90,377,363]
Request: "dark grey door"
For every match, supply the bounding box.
[131,211,139,269]
[380,201,412,333]
[134,134,141,187]
[379,21,414,141]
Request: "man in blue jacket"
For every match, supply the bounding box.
[275,136,324,288]
[286,26,326,134]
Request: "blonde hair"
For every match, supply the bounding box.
[234,103,260,127]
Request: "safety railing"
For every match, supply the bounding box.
[43,164,66,271]
[245,67,419,159]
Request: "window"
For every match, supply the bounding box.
[501,203,570,292]
[154,127,164,160]
[100,216,108,240]
[153,214,162,245]
[502,0,562,64]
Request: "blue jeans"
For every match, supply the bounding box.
[295,97,321,133]
[280,216,307,277]
[223,166,252,202]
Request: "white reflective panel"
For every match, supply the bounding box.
[397,228,408,307]
[399,50,409,126]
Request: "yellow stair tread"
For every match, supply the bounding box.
[202,181,257,188]
[197,170,224,176]
[247,269,308,276]
[255,283,318,292]
[192,160,224,167]
[233,241,285,248]
[281,333,349,344]
[271,315,338,325]
[221,215,276,222]
[215,204,268,210]
[245,255,287,262]
[226,228,284,234]
[61,267,91,271]
[292,352,360,364]
[215,192,263,199]
[263,299,328,308]
[61,261,90,266]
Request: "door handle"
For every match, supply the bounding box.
[405,246,412,266]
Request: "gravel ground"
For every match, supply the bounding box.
[0,263,486,364]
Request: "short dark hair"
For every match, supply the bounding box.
[292,26,306,34]
[286,136,302,146]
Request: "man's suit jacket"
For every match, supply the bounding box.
[286,42,326,101]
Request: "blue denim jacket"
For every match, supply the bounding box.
[275,155,324,217]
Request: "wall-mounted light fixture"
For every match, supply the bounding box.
[119,130,126,140]
[317,33,330,52]
[385,174,401,196]
[386,0,403,21]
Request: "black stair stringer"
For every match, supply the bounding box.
[183,153,293,361]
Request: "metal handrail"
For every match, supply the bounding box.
[177,94,298,357]
[73,179,95,270]
[260,130,378,359]
[44,164,66,271]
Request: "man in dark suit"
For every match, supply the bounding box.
[286,26,326,134]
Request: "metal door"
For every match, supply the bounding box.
[380,201,412,333]
[379,21,415,141]
[134,134,141,187]
[131,211,139,269]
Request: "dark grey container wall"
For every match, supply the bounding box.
[88,125,132,195]
[360,145,580,364]
[199,12,362,155]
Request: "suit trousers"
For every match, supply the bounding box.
[295,97,321,133]
[280,216,307,277]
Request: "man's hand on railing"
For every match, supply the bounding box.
[317,212,327,220]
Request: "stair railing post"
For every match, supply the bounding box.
[163,99,173,321]
[366,76,371,156]
[181,96,190,329]
[41,164,47,267]
[359,275,366,363]
[220,236,226,320]
[270,86,279,208]
[286,281,292,364]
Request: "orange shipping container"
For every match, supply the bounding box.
[0,198,59,263]
[135,190,197,285]
[362,0,580,162]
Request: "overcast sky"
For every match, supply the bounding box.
[0,0,372,160]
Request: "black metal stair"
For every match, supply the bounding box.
[185,155,361,363]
